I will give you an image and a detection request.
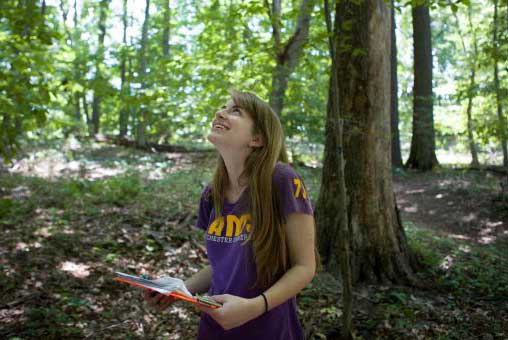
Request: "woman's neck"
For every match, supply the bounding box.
[221,151,249,194]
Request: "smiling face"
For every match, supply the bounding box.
[207,99,263,152]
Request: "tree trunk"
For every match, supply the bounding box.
[493,0,508,167]
[72,0,82,126]
[266,0,313,116]
[318,0,417,285]
[119,0,128,137]
[450,1,480,167]
[136,0,150,147]
[82,93,92,136]
[162,0,170,58]
[390,1,403,167]
[406,4,438,171]
[465,6,479,167]
[316,0,353,336]
[91,0,109,135]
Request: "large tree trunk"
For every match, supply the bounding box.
[493,0,508,167]
[91,0,109,135]
[266,0,313,116]
[406,4,438,171]
[136,0,150,147]
[317,0,417,285]
[390,1,403,167]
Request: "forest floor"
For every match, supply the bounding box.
[0,140,507,339]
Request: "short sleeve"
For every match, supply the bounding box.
[196,185,212,231]
[273,163,314,219]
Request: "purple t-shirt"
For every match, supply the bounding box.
[195,162,313,340]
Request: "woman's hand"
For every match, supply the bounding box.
[198,294,264,330]
[143,290,178,312]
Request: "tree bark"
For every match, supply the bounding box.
[72,0,82,126]
[91,0,109,135]
[162,0,170,58]
[493,0,508,167]
[390,1,403,167]
[317,0,417,286]
[406,3,438,171]
[316,0,354,336]
[449,0,479,167]
[465,6,479,167]
[136,0,150,147]
[265,0,314,116]
[119,0,128,137]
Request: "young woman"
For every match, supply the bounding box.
[145,90,319,339]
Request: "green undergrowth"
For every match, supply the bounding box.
[368,221,508,338]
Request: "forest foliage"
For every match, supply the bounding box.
[0,0,506,164]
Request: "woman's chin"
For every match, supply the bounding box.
[207,133,221,146]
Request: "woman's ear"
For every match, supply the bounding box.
[249,135,264,148]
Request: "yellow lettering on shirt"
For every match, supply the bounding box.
[293,178,307,199]
[241,214,252,233]
[208,214,252,236]
[208,216,224,236]
[226,215,241,237]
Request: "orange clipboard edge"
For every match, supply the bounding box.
[114,277,221,309]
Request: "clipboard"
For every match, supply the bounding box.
[114,272,222,309]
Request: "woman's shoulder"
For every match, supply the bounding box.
[273,162,300,181]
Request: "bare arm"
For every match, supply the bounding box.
[254,213,316,313]
[185,265,212,295]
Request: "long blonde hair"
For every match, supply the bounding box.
[211,90,290,289]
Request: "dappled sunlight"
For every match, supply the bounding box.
[404,205,418,213]
[448,233,471,241]
[405,188,426,194]
[15,241,42,252]
[462,212,477,222]
[7,144,201,181]
[58,261,91,278]
[6,185,32,199]
[458,245,471,253]
[440,255,454,270]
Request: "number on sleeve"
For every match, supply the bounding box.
[293,178,307,199]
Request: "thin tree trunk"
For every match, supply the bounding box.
[465,6,479,167]
[136,0,150,147]
[82,93,92,135]
[72,0,81,126]
[91,0,109,135]
[265,0,314,116]
[406,4,438,171]
[162,0,170,58]
[316,1,353,336]
[449,1,480,167]
[391,0,403,167]
[493,0,508,167]
[119,0,128,137]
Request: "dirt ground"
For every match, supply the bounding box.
[1,145,507,339]
[394,168,508,246]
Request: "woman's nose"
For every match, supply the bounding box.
[215,108,226,119]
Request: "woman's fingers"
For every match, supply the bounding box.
[143,291,177,311]
[155,296,176,311]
